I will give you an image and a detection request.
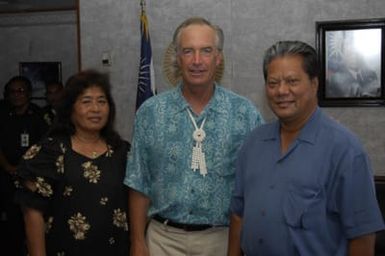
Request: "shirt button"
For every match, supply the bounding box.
[258,238,264,244]
[191,189,195,193]
[269,185,275,189]
[261,210,266,216]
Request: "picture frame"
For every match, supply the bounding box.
[19,61,62,100]
[316,18,385,107]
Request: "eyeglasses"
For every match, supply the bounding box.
[9,88,27,95]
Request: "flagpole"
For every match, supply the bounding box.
[136,0,156,111]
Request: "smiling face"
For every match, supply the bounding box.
[265,55,318,125]
[176,24,222,89]
[71,86,109,135]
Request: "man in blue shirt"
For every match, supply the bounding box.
[124,17,263,256]
[228,41,384,256]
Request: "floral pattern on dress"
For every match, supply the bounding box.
[68,212,90,240]
[100,197,109,205]
[105,145,114,157]
[35,177,53,197]
[23,144,42,160]
[112,208,128,231]
[16,137,130,254]
[59,142,66,153]
[44,113,52,126]
[56,155,64,173]
[63,186,73,196]
[14,180,21,188]
[82,161,101,183]
[46,216,54,233]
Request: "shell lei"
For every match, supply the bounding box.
[187,109,207,176]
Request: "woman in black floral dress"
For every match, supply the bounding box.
[15,70,130,255]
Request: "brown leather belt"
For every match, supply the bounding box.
[153,214,217,232]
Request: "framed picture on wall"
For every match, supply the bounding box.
[316,18,385,107]
[19,61,62,99]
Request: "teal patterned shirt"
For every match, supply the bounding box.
[124,84,264,225]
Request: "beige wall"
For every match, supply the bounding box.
[79,0,385,175]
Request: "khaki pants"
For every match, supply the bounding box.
[146,219,229,256]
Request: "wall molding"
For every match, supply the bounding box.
[0,10,76,27]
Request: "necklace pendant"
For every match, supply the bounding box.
[199,152,207,177]
[187,109,208,176]
[193,128,206,143]
[191,145,200,171]
[190,142,207,177]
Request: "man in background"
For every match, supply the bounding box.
[0,76,47,255]
[41,81,64,126]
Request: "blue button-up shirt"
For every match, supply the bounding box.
[124,84,264,225]
[231,108,384,255]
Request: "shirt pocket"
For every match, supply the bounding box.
[209,138,242,177]
[283,184,323,230]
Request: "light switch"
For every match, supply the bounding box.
[102,51,112,66]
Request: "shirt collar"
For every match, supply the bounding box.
[296,107,321,144]
[265,107,321,145]
[169,82,225,116]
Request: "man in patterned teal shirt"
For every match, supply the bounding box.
[124,17,264,256]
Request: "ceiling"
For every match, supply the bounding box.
[0,0,77,13]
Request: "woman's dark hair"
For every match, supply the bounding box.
[49,69,122,147]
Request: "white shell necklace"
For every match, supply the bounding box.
[186,108,207,177]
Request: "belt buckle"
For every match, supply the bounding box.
[153,214,213,231]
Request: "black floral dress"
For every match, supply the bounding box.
[16,136,130,255]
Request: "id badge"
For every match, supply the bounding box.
[21,132,29,147]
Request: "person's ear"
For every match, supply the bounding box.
[311,77,319,95]
[215,51,223,67]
